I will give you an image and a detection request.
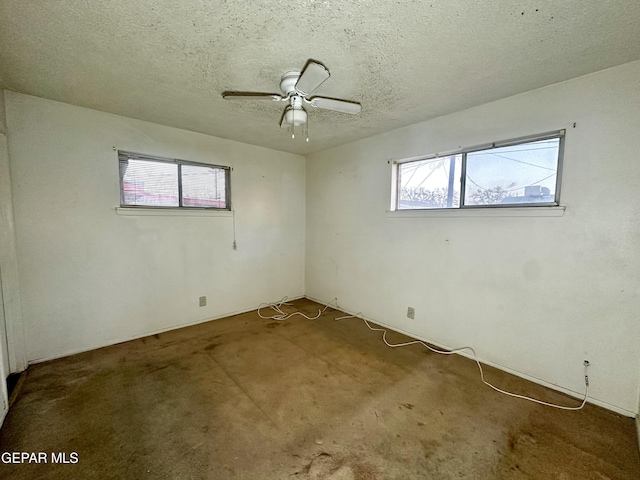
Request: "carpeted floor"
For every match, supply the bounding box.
[1,298,638,479]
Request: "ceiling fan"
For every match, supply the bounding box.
[222,59,361,141]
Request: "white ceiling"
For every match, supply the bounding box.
[1,1,639,155]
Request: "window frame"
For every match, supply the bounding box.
[391,130,565,211]
[118,151,231,211]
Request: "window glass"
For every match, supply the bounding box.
[398,155,462,209]
[119,152,230,209]
[182,165,227,208]
[464,139,559,206]
[120,159,179,207]
[394,133,562,210]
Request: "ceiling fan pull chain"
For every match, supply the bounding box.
[305,115,309,142]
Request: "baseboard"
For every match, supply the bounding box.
[28,295,305,366]
[305,295,635,418]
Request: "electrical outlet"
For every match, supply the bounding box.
[407,307,415,319]
[199,296,206,307]
[583,360,590,387]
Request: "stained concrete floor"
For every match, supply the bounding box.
[1,298,639,479]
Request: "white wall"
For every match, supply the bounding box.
[0,93,13,425]
[306,60,640,416]
[0,91,8,376]
[5,92,305,363]
[0,90,27,376]
[0,132,9,378]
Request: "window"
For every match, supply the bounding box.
[393,131,564,210]
[119,151,230,209]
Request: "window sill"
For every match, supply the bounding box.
[387,206,565,218]
[115,207,234,217]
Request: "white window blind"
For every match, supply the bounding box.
[119,152,230,209]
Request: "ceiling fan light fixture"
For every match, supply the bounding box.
[284,107,307,127]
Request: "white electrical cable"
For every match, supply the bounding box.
[258,296,337,321]
[258,296,589,411]
[335,312,589,411]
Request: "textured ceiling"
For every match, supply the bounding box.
[1,1,639,155]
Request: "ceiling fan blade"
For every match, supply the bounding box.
[295,61,330,96]
[279,108,288,128]
[309,96,361,114]
[222,92,283,101]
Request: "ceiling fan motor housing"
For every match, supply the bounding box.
[280,71,301,96]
